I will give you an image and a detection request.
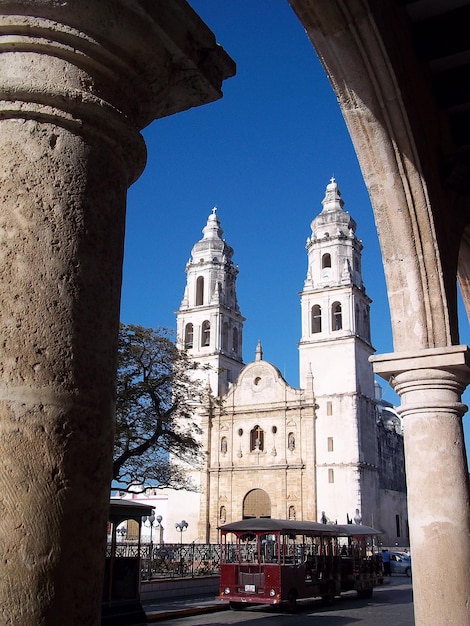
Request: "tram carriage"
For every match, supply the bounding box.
[218,518,383,612]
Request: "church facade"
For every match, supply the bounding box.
[174,179,407,546]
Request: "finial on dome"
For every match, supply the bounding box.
[202,206,223,239]
[322,176,344,211]
[255,340,263,361]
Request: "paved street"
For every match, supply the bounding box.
[150,577,414,626]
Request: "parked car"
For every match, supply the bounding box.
[389,551,412,577]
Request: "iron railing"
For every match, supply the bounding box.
[110,542,220,580]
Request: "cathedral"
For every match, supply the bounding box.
[169,178,407,546]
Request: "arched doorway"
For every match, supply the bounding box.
[243,489,271,519]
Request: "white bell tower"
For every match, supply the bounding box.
[176,208,245,397]
[299,178,378,526]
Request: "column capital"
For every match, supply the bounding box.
[0,1,235,182]
[370,344,470,382]
[371,345,470,418]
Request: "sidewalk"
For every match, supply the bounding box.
[143,594,229,622]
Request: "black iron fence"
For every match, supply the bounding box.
[108,543,221,580]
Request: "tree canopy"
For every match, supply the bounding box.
[113,323,209,491]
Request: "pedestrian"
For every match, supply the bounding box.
[382,549,391,576]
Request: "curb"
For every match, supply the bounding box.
[146,604,230,622]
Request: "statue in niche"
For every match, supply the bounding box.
[221,436,227,454]
[288,432,295,450]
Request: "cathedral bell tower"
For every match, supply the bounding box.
[299,178,378,526]
[176,208,245,397]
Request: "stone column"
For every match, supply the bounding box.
[0,2,234,624]
[372,346,470,626]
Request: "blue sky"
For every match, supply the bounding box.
[120,1,469,458]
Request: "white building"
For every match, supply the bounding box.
[136,179,408,546]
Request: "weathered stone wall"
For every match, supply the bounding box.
[0,2,234,623]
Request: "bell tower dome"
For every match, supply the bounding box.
[299,177,374,392]
[176,208,245,396]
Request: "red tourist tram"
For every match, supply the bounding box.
[218,518,383,612]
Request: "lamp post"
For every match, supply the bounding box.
[142,512,156,580]
[155,514,164,546]
[175,520,188,576]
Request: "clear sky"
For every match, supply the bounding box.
[120,1,470,459]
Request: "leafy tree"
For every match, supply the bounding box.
[113,323,208,491]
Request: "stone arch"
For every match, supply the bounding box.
[290,1,461,351]
[288,4,470,625]
[243,489,271,519]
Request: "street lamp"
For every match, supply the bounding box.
[155,514,164,546]
[116,526,127,542]
[175,520,188,576]
[142,511,156,580]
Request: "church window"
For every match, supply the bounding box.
[328,468,335,483]
[311,304,322,333]
[250,425,264,451]
[220,506,226,523]
[289,505,296,520]
[222,322,228,351]
[322,253,331,268]
[202,320,210,346]
[221,436,227,454]
[196,276,204,306]
[355,304,360,334]
[184,323,194,349]
[328,437,334,452]
[327,401,332,416]
[238,428,243,436]
[233,327,238,352]
[332,302,342,330]
[288,432,295,451]
[272,425,277,434]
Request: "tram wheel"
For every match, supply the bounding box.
[287,590,298,613]
[321,583,335,605]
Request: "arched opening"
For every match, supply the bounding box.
[250,425,264,451]
[322,253,331,268]
[233,326,238,352]
[311,304,322,333]
[196,276,204,306]
[202,320,210,346]
[222,321,228,351]
[332,301,342,331]
[184,323,194,349]
[243,488,271,519]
